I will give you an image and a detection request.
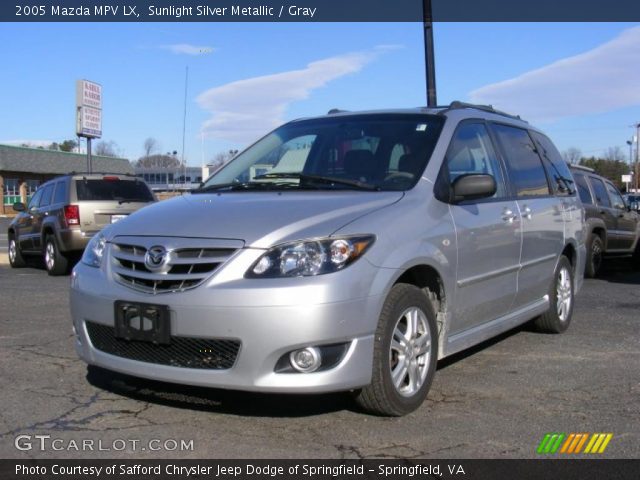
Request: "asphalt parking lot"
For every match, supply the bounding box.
[0,227,638,459]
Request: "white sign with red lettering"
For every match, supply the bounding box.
[76,106,102,138]
[75,79,102,138]
[76,79,102,109]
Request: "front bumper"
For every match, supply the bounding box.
[70,251,388,393]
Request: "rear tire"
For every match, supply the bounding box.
[354,284,438,416]
[584,235,603,278]
[8,234,27,268]
[44,234,70,276]
[533,255,574,334]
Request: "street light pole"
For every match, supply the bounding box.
[423,0,437,107]
[635,124,640,192]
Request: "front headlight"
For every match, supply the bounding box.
[81,232,107,268]
[246,235,375,278]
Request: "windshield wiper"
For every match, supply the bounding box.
[254,172,380,191]
[115,197,150,204]
[191,181,300,193]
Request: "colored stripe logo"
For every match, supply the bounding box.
[537,433,613,454]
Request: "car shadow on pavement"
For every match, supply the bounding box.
[436,325,529,371]
[596,259,640,285]
[86,365,355,418]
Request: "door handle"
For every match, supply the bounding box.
[502,209,517,223]
[521,206,532,220]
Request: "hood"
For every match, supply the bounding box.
[108,191,403,248]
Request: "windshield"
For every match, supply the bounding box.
[198,114,445,192]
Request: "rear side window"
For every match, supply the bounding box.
[75,179,154,202]
[606,182,625,210]
[53,181,67,204]
[573,172,593,204]
[492,124,551,197]
[531,131,575,196]
[589,177,611,207]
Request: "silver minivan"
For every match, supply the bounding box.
[70,103,585,416]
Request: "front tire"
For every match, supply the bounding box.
[354,284,438,416]
[584,235,603,278]
[44,234,70,276]
[8,234,27,268]
[533,255,574,333]
[632,241,640,270]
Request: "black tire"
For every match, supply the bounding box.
[632,242,640,271]
[354,283,438,416]
[584,235,603,278]
[7,233,27,268]
[533,255,574,334]
[44,234,70,276]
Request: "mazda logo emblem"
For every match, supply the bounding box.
[144,246,170,273]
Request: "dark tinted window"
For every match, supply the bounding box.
[531,131,575,196]
[53,181,67,204]
[75,179,154,202]
[493,124,551,197]
[589,177,611,207]
[38,184,55,207]
[606,182,625,209]
[445,122,506,199]
[573,172,593,204]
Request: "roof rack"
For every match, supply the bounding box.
[66,171,136,177]
[438,101,526,122]
[568,164,595,173]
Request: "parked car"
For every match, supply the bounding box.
[70,102,585,416]
[624,194,640,212]
[8,173,155,275]
[570,165,640,277]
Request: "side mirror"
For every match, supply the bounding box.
[451,174,497,203]
[12,202,25,212]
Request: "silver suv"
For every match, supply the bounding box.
[8,173,154,275]
[70,103,585,416]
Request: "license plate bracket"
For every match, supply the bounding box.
[114,301,170,344]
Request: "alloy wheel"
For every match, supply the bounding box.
[556,266,572,322]
[389,306,431,397]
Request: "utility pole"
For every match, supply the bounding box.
[423,0,437,107]
[182,66,189,189]
[635,123,640,192]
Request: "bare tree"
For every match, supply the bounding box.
[603,146,626,163]
[135,153,181,169]
[207,150,238,175]
[94,140,121,157]
[143,137,158,158]
[562,147,582,165]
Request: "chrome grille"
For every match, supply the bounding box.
[111,238,240,294]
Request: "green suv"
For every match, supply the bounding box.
[7,173,155,275]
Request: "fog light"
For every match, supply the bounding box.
[289,347,321,373]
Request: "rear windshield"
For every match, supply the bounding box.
[75,179,154,202]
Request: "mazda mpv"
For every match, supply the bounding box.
[71,102,585,416]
